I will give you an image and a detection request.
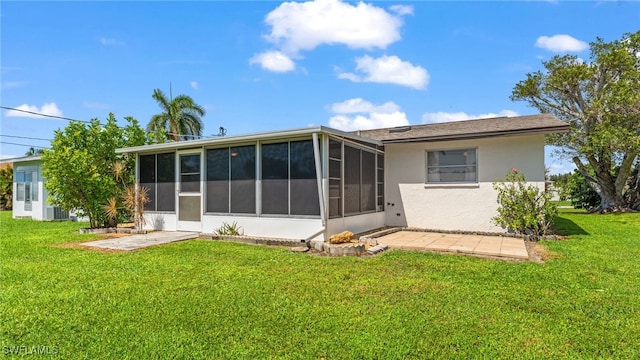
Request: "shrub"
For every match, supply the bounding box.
[566,169,600,210]
[215,222,243,236]
[492,168,557,240]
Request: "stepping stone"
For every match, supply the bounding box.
[367,244,389,255]
[291,246,309,253]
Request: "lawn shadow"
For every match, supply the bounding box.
[553,215,589,237]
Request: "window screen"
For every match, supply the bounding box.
[230,145,256,214]
[206,148,229,213]
[427,149,477,183]
[262,143,289,215]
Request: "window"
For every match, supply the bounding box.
[289,140,319,216]
[260,140,320,216]
[328,139,342,218]
[206,145,256,214]
[377,153,384,211]
[140,152,176,211]
[15,169,37,202]
[180,154,200,192]
[262,143,289,215]
[344,144,377,215]
[206,148,229,213]
[426,148,477,183]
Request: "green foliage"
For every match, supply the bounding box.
[41,114,146,228]
[567,169,602,210]
[549,172,571,201]
[214,221,243,236]
[492,168,557,240]
[24,147,45,156]
[2,211,640,358]
[0,166,13,210]
[511,30,640,211]
[147,88,206,142]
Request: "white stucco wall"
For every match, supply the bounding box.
[12,161,46,220]
[384,134,546,232]
[326,212,386,238]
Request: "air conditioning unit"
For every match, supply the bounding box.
[46,207,70,220]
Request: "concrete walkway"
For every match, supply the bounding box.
[82,231,199,251]
[375,231,529,260]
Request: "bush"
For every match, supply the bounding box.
[566,169,600,210]
[215,222,243,236]
[492,168,557,240]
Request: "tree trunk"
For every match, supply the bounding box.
[573,156,627,212]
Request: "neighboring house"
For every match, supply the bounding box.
[117,114,569,241]
[5,156,70,220]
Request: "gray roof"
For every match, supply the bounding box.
[354,114,569,143]
[117,126,383,154]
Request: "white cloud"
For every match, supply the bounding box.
[250,51,296,72]
[190,81,199,89]
[330,97,400,114]
[99,37,125,46]
[389,4,413,16]
[1,81,29,90]
[535,34,588,52]
[82,101,110,110]
[328,98,409,131]
[547,161,576,176]
[421,110,518,124]
[263,0,406,54]
[337,55,429,90]
[5,103,63,118]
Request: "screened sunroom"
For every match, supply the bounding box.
[117,127,385,242]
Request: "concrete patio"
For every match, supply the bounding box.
[374,231,529,260]
[82,231,199,251]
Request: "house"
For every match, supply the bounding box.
[117,114,568,242]
[4,156,70,220]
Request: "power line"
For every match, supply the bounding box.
[0,134,52,142]
[2,105,227,140]
[0,106,92,123]
[0,141,50,149]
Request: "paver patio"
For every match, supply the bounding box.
[375,231,529,260]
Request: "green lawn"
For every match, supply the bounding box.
[1,210,639,359]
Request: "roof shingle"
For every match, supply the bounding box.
[355,114,569,143]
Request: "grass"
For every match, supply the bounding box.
[1,209,639,359]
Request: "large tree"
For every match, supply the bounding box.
[147,88,206,142]
[512,30,640,211]
[42,114,146,228]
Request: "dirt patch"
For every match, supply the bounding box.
[525,241,562,263]
[54,242,125,254]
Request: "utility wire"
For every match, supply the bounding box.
[0,141,50,149]
[0,106,92,123]
[0,134,52,142]
[2,105,226,139]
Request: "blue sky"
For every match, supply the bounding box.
[1,1,638,174]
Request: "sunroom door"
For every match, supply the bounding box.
[177,151,202,232]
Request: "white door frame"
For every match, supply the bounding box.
[176,150,203,232]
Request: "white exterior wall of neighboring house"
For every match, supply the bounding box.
[12,159,46,220]
[384,134,546,232]
[10,157,73,221]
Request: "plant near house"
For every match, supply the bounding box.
[42,113,147,228]
[214,221,243,236]
[492,168,557,240]
[103,161,150,229]
[0,166,13,210]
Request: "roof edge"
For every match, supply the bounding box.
[380,125,570,144]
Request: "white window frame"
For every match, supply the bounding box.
[425,148,478,184]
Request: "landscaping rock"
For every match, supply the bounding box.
[329,230,355,244]
[290,246,309,253]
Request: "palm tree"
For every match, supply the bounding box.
[147,88,206,141]
[25,147,45,156]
